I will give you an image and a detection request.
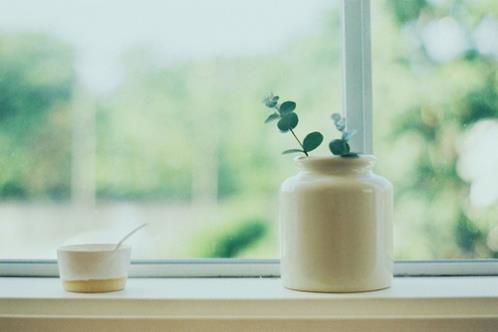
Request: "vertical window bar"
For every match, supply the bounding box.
[342,0,373,154]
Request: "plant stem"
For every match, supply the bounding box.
[274,105,309,157]
[290,128,309,157]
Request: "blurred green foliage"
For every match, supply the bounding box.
[196,217,268,258]
[0,1,496,258]
[387,0,428,24]
[0,33,74,200]
[374,0,498,258]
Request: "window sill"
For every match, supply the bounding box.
[1,276,497,331]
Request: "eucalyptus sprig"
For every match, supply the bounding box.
[263,94,359,158]
[263,94,323,157]
[329,113,358,157]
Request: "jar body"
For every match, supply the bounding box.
[279,156,393,292]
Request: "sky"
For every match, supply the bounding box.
[0,1,495,91]
[0,0,336,92]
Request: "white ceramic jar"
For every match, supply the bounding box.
[279,155,393,292]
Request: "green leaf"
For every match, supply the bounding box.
[263,94,279,108]
[279,101,296,115]
[341,152,359,158]
[264,112,280,123]
[282,149,304,155]
[331,113,342,122]
[277,112,298,132]
[329,139,350,155]
[335,118,346,131]
[302,131,323,152]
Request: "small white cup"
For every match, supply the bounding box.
[57,244,131,293]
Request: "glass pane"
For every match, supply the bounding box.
[372,0,498,259]
[0,0,341,259]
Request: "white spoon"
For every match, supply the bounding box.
[114,223,148,250]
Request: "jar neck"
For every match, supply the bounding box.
[295,155,376,175]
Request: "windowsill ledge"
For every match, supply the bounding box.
[1,276,498,331]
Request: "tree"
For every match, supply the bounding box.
[0,33,75,200]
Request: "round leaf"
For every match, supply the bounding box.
[279,101,296,115]
[302,131,323,152]
[263,94,279,108]
[282,149,304,155]
[341,152,359,158]
[277,112,298,132]
[264,112,280,124]
[331,113,342,122]
[329,139,350,155]
[335,118,346,131]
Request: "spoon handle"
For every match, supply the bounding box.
[114,223,148,250]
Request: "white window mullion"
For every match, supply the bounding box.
[342,0,373,154]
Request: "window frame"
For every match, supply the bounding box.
[343,0,373,154]
[1,259,498,277]
[0,0,497,277]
